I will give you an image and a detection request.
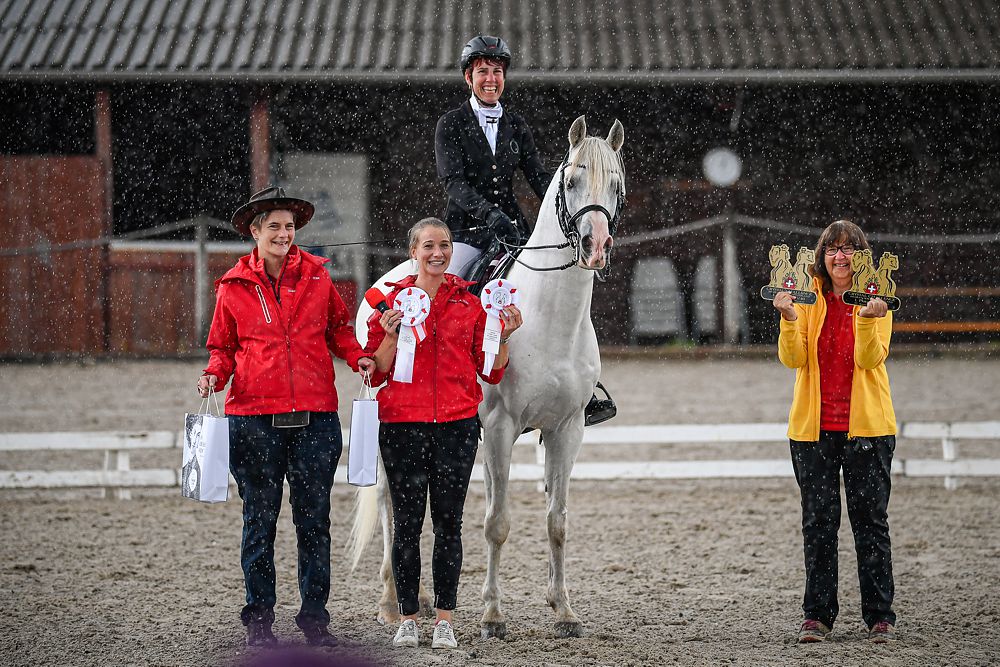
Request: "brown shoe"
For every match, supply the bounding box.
[302,624,339,647]
[798,619,831,643]
[869,621,896,643]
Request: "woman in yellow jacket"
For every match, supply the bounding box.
[773,220,897,645]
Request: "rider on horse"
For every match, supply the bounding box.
[434,35,616,426]
[434,35,549,282]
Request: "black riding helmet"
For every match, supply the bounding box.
[460,35,511,73]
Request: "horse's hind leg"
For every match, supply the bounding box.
[543,420,586,638]
[480,414,518,639]
[376,478,400,625]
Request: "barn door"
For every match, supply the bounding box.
[0,156,106,356]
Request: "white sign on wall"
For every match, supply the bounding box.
[279,153,369,295]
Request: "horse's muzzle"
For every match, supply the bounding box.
[580,234,613,270]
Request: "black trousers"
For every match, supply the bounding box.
[790,431,896,629]
[229,412,342,629]
[379,417,479,616]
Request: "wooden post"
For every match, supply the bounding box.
[250,92,271,191]
[942,435,958,490]
[102,449,131,500]
[722,216,740,345]
[195,217,208,345]
[95,90,114,354]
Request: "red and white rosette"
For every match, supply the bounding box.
[480,279,519,375]
[392,287,430,383]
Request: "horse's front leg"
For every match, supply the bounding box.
[543,417,586,638]
[480,412,518,639]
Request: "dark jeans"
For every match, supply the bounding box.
[790,431,896,629]
[379,417,479,616]
[229,412,342,629]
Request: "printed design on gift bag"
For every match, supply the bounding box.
[181,391,230,503]
[391,287,431,383]
[480,279,519,374]
[182,417,204,498]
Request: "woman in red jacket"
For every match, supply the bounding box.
[196,187,374,648]
[366,217,521,650]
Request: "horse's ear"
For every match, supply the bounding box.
[607,119,624,152]
[568,115,587,148]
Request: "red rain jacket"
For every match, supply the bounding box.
[365,274,505,423]
[204,246,365,416]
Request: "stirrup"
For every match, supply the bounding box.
[584,381,616,427]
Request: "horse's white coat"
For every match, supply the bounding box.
[347,116,625,636]
[478,116,624,638]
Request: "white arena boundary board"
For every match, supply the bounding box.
[2,422,999,493]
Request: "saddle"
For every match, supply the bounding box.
[466,236,521,297]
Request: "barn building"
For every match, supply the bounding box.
[2,0,998,356]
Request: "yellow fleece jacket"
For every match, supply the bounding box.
[777,276,897,442]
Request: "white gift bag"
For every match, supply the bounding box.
[182,392,230,503]
[348,373,380,487]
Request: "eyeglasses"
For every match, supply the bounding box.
[824,244,856,256]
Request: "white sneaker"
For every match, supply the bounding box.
[393,619,419,648]
[431,620,458,649]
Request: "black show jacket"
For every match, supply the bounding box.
[434,101,552,249]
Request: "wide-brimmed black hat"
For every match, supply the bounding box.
[230,187,315,237]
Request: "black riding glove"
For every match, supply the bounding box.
[485,208,518,242]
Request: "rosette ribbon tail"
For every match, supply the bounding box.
[393,324,418,383]
[481,313,503,375]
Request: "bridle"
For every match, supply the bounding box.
[498,148,626,280]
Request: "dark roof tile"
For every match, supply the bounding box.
[2,0,997,81]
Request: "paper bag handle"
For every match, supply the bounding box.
[199,390,223,417]
[358,370,374,400]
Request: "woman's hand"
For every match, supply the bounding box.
[197,374,218,398]
[499,304,523,340]
[357,357,376,374]
[772,292,798,321]
[380,309,403,337]
[858,297,888,318]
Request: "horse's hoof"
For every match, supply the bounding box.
[481,621,508,640]
[554,621,584,638]
[377,608,400,626]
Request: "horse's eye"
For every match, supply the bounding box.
[566,180,575,190]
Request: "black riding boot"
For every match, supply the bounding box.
[466,237,506,297]
[585,382,617,426]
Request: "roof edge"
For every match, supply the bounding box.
[2,68,998,85]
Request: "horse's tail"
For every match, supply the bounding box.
[346,484,380,571]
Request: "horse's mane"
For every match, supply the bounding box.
[566,137,625,198]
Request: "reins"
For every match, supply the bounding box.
[498,146,626,279]
[303,142,626,282]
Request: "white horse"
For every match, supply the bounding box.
[348,115,625,638]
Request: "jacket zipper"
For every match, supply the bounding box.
[432,315,438,423]
[256,280,294,411]
[285,332,296,412]
[254,285,272,323]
